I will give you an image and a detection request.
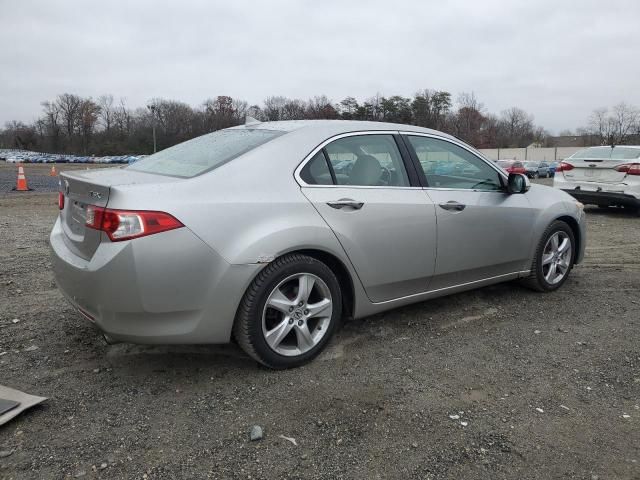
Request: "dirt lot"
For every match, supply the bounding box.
[0,166,639,479]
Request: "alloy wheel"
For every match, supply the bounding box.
[542,231,572,285]
[262,273,333,356]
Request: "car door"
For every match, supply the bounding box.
[297,132,437,303]
[402,134,537,290]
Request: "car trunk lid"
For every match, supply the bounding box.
[562,146,640,183]
[59,168,177,259]
[562,158,631,183]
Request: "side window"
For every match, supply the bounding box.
[324,135,410,187]
[407,136,502,191]
[300,151,333,185]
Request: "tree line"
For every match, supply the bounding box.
[1,91,638,155]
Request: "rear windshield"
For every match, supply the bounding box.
[570,146,640,160]
[128,128,285,178]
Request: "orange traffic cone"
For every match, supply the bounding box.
[13,165,31,192]
[49,165,57,176]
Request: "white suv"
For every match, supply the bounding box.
[554,146,640,213]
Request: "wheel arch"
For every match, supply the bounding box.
[236,248,357,322]
[288,248,356,320]
[555,215,581,264]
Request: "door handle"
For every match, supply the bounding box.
[327,198,364,210]
[438,201,466,212]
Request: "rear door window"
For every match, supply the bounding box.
[323,135,410,187]
[299,151,333,185]
[128,128,284,178]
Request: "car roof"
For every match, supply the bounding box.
[228,119,457,140]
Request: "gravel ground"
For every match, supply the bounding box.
[0,174,639,479]
[0,163,115,194]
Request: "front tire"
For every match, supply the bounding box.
[521,220,575,292]
[233,254,342,369]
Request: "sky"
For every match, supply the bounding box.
[1,0,639,133]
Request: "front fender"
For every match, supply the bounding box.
[525,185,586,266]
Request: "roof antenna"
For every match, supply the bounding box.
[245,116,261,126]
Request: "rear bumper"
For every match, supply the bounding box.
[561,189,640,208]
[50,217,261,344]
[554,174,639,207]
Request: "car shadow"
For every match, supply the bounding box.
[584,206,638,218]
[95,277,562,375]
[103,341,262,375]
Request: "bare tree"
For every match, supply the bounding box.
[263,96,288,121]
[97,94,115,133]
[113,98,133,136]
[588,107,610,144]
[40,100,62,151]
[56,93,82,141]
[610,103,639,144]
[587,103,639,145]
[77,98,101,153]
[231,98,248,123]
[306,96,338,119]
[498,107,535,147]
[281,99,306,120]
[453,92,487,145]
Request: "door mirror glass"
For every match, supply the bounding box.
[507,173,530,194]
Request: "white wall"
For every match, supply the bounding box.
[479,146,583,162]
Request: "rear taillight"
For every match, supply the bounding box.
[58,192,64,210]
[85,206,183,241]
[614,163,640,175]
[556,162,574,172]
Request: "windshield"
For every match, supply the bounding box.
[496,161,511,167]
[570,146,640,160]
[128,128,285,178]
[524,162,538,167]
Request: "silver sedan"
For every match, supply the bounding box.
[50,120,586,368]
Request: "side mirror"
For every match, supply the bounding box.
[507,173,530,194]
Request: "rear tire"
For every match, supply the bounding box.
[233,254,342,369]
[521,220,575,292]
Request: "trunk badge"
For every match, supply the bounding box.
[89,191,102,199]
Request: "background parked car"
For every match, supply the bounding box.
[523,161,550,178]
[554,145,640,212]
[496,160,527,175]
[548,162,559,177]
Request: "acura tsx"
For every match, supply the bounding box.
[50,119,586,368]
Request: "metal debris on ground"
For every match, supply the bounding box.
[0,385,47,426]
[278,435,298,446]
